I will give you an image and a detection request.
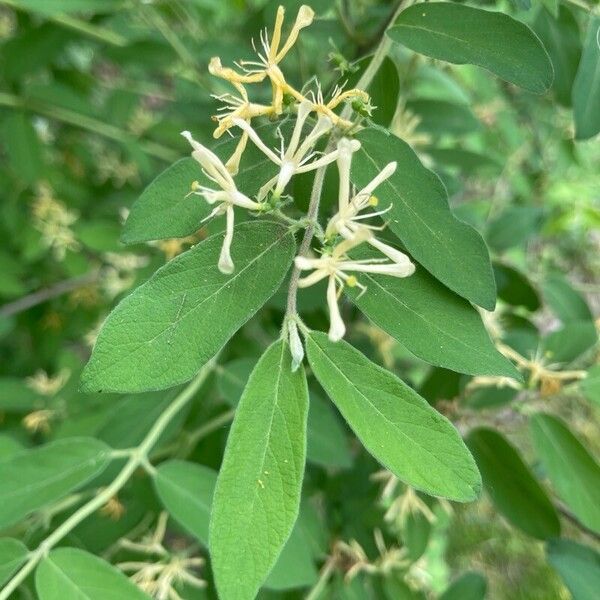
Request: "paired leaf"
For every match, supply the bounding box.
[0,438,111,530]
[353,128,496,309]
[573,16,600,140]
[547,539,600,600]
[530,413,600,534]
[389,3,553,93]
[210,340,309,600]
[0,539,28,587]
[82,221,296,393]
[306,332,481,502]
[466,428,560,539]
[36,548,150,599]
[154,460,217,546]
[346,247,519,378]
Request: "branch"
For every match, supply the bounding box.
[284,1,406,318]
[0,272,99,319]
[0,360,215,599]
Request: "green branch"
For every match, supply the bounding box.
[0,360,215,599]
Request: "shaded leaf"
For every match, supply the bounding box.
[154,460,217,547]
[466,427,560,539]
[530,413,600,534]
[547,538,600,600]
[36,548,150,599]
[0,438,111,530]
[0,539,28,587]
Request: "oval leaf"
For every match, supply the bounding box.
[573,16,600,140]
[530,413,600,534]
[154,460,217,547]
[0,538,28,587]
[346,246,519,379]
[0,438,111,530]
[210,340,309,600]
[353,128,496,309]
[388,3,553,93]
[82,221,296,393]
[466,427,560,539]
[305,332,481,502]
[36,548,150,599]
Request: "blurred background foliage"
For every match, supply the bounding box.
[0,0,598,599]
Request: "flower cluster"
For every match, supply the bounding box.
[295,137,414,340]
[180,4,415,342]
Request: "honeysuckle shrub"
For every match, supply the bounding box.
[0,1,599,599]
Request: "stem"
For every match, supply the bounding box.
[0,93,178,163]
[284,1,405,318]
[305,557,337,600]
[0,272,98,319]
[0,361,215,600]
[0,0,128,46]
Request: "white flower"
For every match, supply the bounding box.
[295,229,411,341]
[233,100,360,200]
[181,130,263,274]
[326,138,415,273]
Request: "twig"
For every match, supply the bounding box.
[0,361,215,599]
[0,272,99,319]
[284,1,407,319]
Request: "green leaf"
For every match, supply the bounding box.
[0,538,28,587]
[154,460,217,547]
[121,158,208,244]
[547,539,600,600]
[217,358,257,407]
[494,263,541,311]
[354,128,496,309]
[388,3,553,93]
[305,332,481,502]
[16,0,124,16]
[533,5,581,106]
[0,438,111,530]
[0,377,45,412]
[346,56,400,127]
[265,514,318,591]
[346,246,519,379]
[307,393,352,470]
[542,273,594,323]
[439,572,487,600]
[35,548,150,600]
[427,147,500,173]
[1,111,43,184]
[582,365,600,407]
[210,340,308,600]
[82,221,296,393]
[122,127,278,244]
[466,427,560,539]
[486,206,543,252]
[542,321,598,364]
[406,99,481,136]
[530,413,600,534]
[573,16,600,140]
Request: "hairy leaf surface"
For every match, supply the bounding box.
[82,221,295,393]
[210,340,308,600]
